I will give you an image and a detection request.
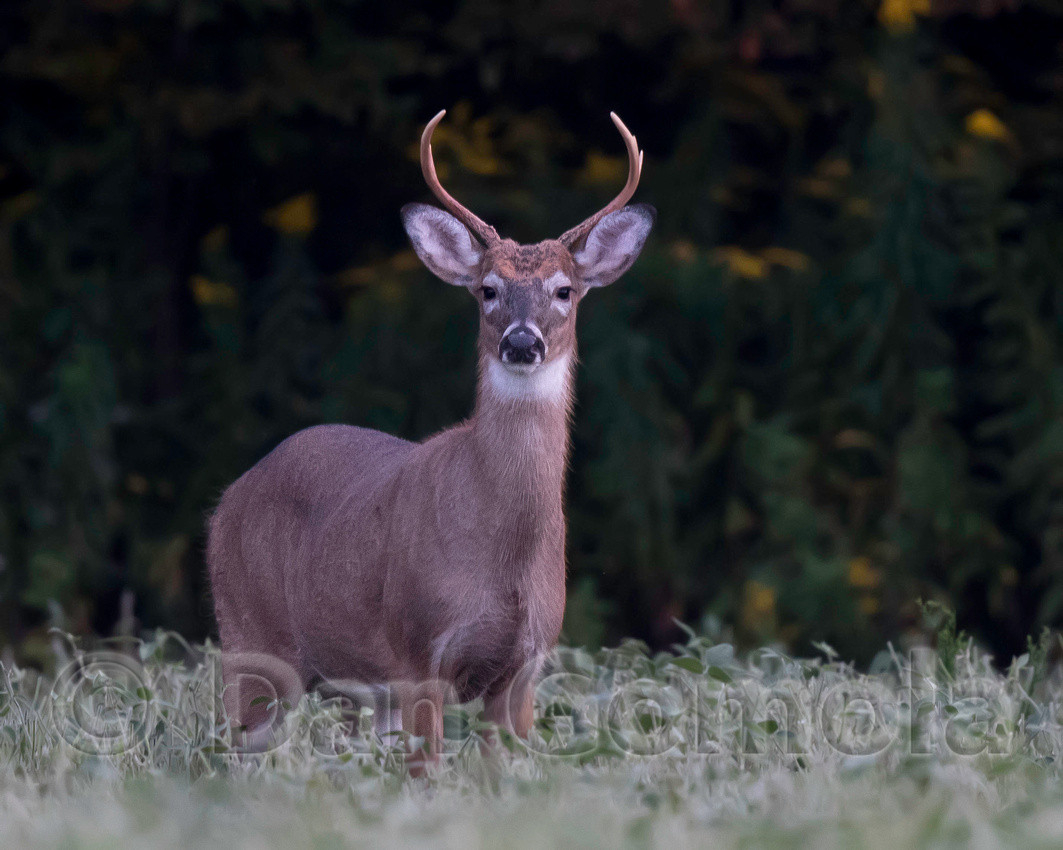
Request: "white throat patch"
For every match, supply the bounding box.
[486,353,572,403]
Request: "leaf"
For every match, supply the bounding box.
[670,657,704,674]
[707,666,733,683]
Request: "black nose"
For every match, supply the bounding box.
[499,327,545,364]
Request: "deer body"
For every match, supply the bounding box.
[210,354,571,693]
[208,112,654,759]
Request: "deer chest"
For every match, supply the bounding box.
[432,579,560,703]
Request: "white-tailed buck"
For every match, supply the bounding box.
[207,110,654,765]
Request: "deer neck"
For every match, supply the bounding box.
[469,352,574,532]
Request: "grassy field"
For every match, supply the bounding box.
[2,630,1062,849]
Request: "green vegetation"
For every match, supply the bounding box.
[1,631,1062,847]
[2,2,1063,662]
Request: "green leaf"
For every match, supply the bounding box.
[707,666,733,683]
[670,657,704,674]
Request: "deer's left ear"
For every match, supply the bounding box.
[573,204,655,288]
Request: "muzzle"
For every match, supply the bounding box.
[499,324,546,366]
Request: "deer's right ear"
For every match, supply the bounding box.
[401,203,483,287]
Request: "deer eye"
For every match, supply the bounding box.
[482,286,497,300]
[555,286,571,301]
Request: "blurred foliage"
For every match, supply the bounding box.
[1,0,1062,663]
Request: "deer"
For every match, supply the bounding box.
[206,110,655,768]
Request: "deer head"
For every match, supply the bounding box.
[401,111,655,392]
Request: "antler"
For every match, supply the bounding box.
[559,112,644,250]
[420,110,501,247]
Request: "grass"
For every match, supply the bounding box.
[2,630,1063,848]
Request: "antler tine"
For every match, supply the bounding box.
[420,110,500,247]
[559,111,644,250]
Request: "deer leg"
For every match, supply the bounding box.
[483,674,536,740]
[220,650,304,752]
[375,706,403,746]
[512,687,534,737]
[401,680,445,776]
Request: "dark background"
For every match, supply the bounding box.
[2,0,1062,665]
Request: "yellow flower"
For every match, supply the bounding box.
[669,240,698,265]
[740,580,777,632]
[848,556,881,590]
[578,152,628,186]
[408,105,504,177]
[458,149,504,177]
[762,247,811,272]
[335,250,421,289]
[965,109,1012,143]
[263,193,318,236]
[714,247,768,280]
[190,275,237,308]
[878,0,929,33]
